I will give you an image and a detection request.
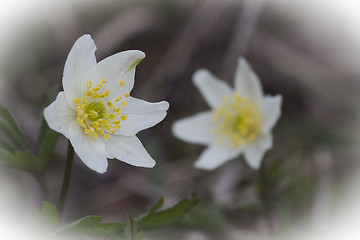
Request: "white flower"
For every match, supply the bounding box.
[172,58,282,170]
[44,34,169,173]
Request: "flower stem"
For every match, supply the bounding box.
[58,141,74,216]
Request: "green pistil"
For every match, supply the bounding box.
[84,102,106,121]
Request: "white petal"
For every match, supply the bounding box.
[96,50,145,97]
[68,121,108,173]
[44,92,76,139]
[193,69,232,109]
[243,134,273,170]
[105,135,155,168]
[63,34,97,98]
[234,58,263,102]
[260,95,282,134]
[172,111,215,145]
[194,145,242,170]
[115,97,169,136]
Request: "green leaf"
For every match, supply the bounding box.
[0,150,38,173]
[124,215,132,240]
[148,196,164,214]
[0,138,15,152]
[136,231,144,240]
[60,215,124,236]
[0,104,28,149]
[42,201,59,223]
[180,199,227,234]
[37,128,59,172]
[137,194,198,231]
[32,201,59,229]
[124,215,142,240]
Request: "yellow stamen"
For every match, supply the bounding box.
[211,93,261,148]
[107,100,114,108]
[93,83,103,91]
[75,76,129,141]
[85,89,94,96]
[92,93,100,99]
[92,132,99,140]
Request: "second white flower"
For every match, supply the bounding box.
[172,58,282,170]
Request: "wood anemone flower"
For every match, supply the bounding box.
[44,34,169,173]
[173,58,281,170]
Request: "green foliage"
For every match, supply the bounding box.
[0,104,37,171]
[0,104,28,149]
[32,201,59,229]
[124,215,143,240]
[54,193,197,240]
[0,138,15,152]
[37,127,59,172]
[60,216,124,237]
[1,150,38,172]
[0,104,58,174]
[137,194,198,231]
[181,200,227,234]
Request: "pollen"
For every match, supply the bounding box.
[74,77,130,140]
[211,93,261,148]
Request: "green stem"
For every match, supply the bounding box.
[58,141,74,216]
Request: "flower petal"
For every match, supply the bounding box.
[194,145,242,170]
[105,135,155,168]
[63,34,97,98]
[96,50,145,97]
[260,95,282,134]
[193,69,232,109]
[115,97,169,136]
[243,134,273,170]
[68,121,108,173]
[44,92,76,139]
[172,111,215,145]
[234,58,263,102]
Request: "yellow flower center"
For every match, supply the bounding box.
[211,93,261,148]
[74,78,130,140]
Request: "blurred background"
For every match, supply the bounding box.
[1,0,360,239]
